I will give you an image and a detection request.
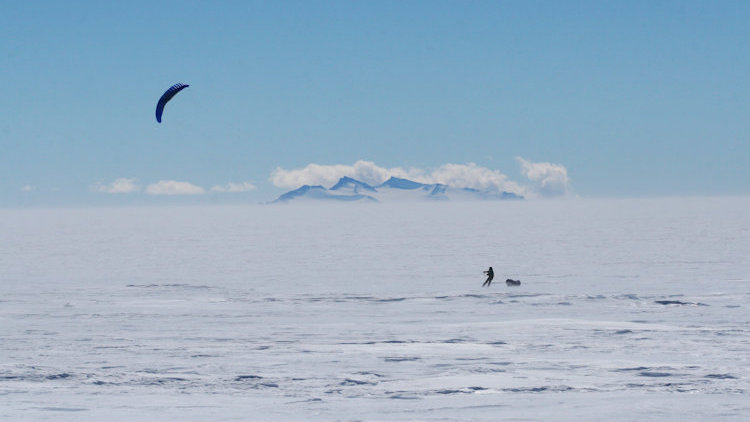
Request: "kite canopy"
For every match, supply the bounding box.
[155,83,189,123]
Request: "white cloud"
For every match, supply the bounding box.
[92,178,140,194]
[145,180,205,195]
[270,160,413,188]
[21,185,35,192]
[270,160,526,194]
[210,182,257,193]
[516,157,571,197]
[425,163,525,193]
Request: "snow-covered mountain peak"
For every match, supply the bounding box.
[377,177,427,190]
[330,177,377,192]
[272,177,523,203]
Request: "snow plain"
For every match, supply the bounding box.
[1,197,749,420]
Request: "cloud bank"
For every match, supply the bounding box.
[516,157,571,197]
[270,161,407,189]
[145,180,206,196]
[270,158,571,197]
[92,178,139,194]
[210,182,257,193]
[89,158,571,200]
[426,163,525,194]
[92,178,258,196]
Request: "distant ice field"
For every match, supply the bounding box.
[1,197,749,420]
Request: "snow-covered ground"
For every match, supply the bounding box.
[1,197,748,420]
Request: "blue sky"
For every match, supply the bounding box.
[1,0,748,205]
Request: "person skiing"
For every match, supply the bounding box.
[482,266,494,287]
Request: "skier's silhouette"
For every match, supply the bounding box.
[482,267,494,287]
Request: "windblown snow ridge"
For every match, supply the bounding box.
[272,176,524,203]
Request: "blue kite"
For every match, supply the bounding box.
[155,83,189,123]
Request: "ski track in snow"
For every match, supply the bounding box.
[1,198,749,420]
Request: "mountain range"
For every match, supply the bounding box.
[272,176,523,203]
